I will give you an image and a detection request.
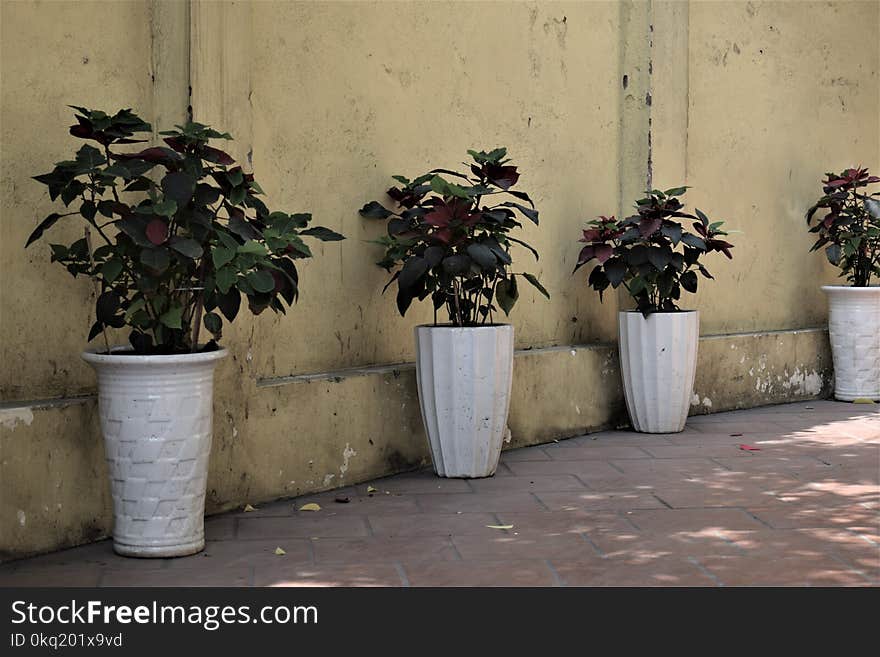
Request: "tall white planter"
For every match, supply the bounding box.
[618,311,699,433]
[823,285,880,401]
[415,325,513,478]
[82,348,227,557]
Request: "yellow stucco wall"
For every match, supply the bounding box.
[1,0,878,559]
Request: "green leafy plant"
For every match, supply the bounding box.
[359,148,548,326]
[574,187,734,315]
[805,167,880,286]
[27,106,344,354]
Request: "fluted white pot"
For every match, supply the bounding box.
[414,325,513,478]
[82,347,227,557]
[618,311,699,433]
[823,286,880,401]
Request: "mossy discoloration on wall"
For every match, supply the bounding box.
[692,329,833,414]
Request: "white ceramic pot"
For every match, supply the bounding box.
[82,347,227,557]
[823,285,880,401]
[618,310,699,433]
[414,324,514,478]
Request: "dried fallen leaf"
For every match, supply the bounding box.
[738,444,761,451]
[853,398,876,404]
[274,547,286,555]
[243,504,258,512]
[334,495,350,504]
[486,524,514,530]
[367,485,377,493]
[298,503,321,512]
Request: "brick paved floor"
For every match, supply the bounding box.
[2,400,877,587]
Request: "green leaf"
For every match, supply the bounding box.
[159,304,183,329]
[229,186,246,205]
[124,298,146,322]
[140,247,170,273]
[680,270,698,293]
[204,311,222,336]
[520,273,550,299]
[826,243,842,266]
[212,246,235,269]
[238,240,266,255]
[466,243,497,270]
[246,269,275,293]
[359,201,392,219]
[496,276,519,315]
[25,213,63,247]
[169,238,203,259]
[299,226,345,241]
[161,172,196,205]
[216,266,237,293]
[152,199,178,217]
[663,186,688,197]
[100,259,123,283]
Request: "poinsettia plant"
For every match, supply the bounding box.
[574,187,734,315]
[359,147,548,326]
[805,167,880,287]
[27,106,343,354]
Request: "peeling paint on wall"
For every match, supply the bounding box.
[0,407,34,430]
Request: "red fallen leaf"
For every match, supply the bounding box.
[145,218,168,245]
[738,444,761,451]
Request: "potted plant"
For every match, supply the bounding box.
[27,106,344,556]
[806,167,880,401]
[360,148,548,477]
[574,188,734,433]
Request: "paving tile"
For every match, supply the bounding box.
[237,515,368,539]
[551,557,717,586]
[640,444,757,459]
[535,490,665,512]
[494,511,635,536]
[504,459,622,477]
[0,564,102,587]
[500,446,552,461]
[795,528,880,578]
[452,531,597,561]
[367,472,473,494]
[625,508,767,532]
[542,445,652,460]
[651,485,790,509]
[467,474,588,493]
[367,513,498,537]
[165,539,311,569]
[0,540,169,571]
[711,456,838,475]
[254,563,404,587]
[747,504,880,530]
[402,560,558,587]
[312,536,457,564]
[204,516,237,540]
[610,458,726,476]
[101,567,251,587]
[585,529,743,561]
[290,494,421,515]
[414,492,546,513]
[560,430,689,445]
[697,553,870,586]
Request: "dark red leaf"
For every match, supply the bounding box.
[638,215,662,237]
[145,219,168,245]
